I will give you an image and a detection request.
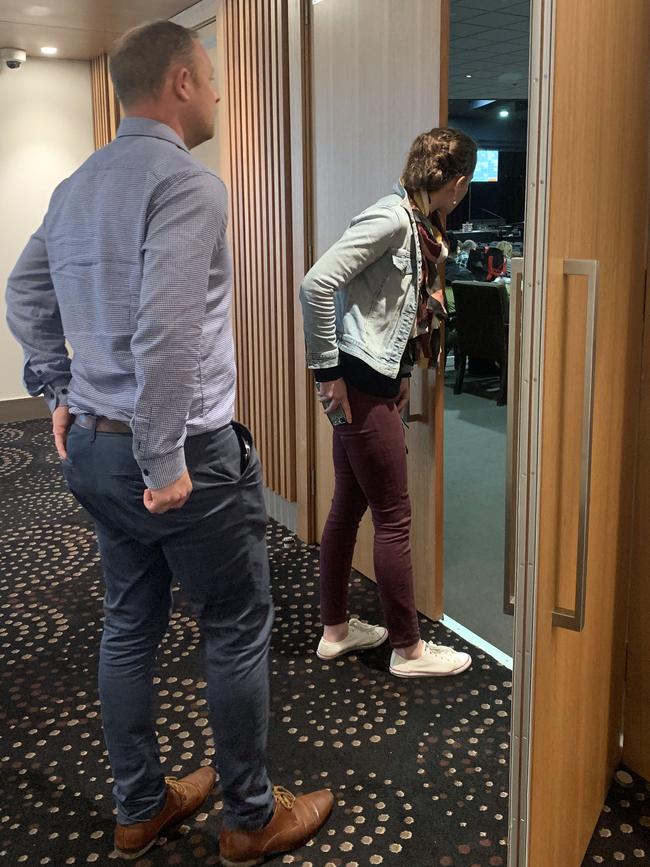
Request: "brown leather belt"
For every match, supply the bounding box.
[74,413,131,435]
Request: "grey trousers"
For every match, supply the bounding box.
[62,420,275,830]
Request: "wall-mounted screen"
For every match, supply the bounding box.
[472,149,499,183]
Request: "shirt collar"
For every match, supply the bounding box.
[116,117,190,153]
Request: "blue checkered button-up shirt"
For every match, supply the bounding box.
[6,117,236,489]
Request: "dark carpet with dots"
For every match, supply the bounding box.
[0,420,646,867]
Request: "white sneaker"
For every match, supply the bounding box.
[389,640,472,677]
[317,617,388,660]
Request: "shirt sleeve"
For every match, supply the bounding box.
[299,206,402,370]
[5,220,71,412]
[131,171,227,489]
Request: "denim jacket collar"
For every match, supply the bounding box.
[393,180,413,213]
[393,181,423,289]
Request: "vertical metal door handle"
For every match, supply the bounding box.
[552,259,599,631]
[503,258,524,615]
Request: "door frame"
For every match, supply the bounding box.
[288,0,316,542]
[508,0,555,862]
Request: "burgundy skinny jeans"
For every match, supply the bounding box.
[319,386,421,649]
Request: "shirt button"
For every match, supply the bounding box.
[61,388,68,395]
[143,470,150,477]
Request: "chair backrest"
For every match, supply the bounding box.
[451,280,509,362]
[466,248,488,280]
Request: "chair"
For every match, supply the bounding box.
[451,280,510,405]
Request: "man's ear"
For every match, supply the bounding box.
[171,65,193,102]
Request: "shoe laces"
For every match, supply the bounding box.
[165,777,187,803]
[273,785,296,810]
[423,641,456,659]
[350,617,376,633]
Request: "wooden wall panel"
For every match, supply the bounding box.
[223,0,296,501]
[90,54,120,148]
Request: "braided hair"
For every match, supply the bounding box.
[402,128,477,193]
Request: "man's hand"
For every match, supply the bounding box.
[317,377,352,423]
[53,406,74,459]
[396,378,410,414]
[143,469,193,515]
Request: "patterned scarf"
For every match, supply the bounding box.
[410,198,448,359]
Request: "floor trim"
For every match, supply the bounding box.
[442,613,514,669]
[263,489,297,533]
[0,397,49,423]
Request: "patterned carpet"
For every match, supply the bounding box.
[0,419,645,866]
[582,767,649,865]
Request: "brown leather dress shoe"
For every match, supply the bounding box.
[219,785,334,866]
[114,765,217,860]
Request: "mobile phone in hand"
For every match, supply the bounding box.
[315,382,348,426]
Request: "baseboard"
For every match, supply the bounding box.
[264,488,297,533]
[0,396,49,423]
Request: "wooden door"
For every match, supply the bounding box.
[515,0,650,864]
[308,0,446,619]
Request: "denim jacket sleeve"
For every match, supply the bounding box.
[299,205,402,369]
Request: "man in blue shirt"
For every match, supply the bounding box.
[6,19,332,865]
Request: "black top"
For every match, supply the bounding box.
[445,258,473,284]
[313,348,412,399]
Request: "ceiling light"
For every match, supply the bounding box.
[499,109,510,118]
[40,46,57,55]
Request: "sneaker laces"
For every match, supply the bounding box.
[350,618,377,633]
[273,785,296,810]
[423,641,457,659]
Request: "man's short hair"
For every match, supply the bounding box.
[109,20,199,107]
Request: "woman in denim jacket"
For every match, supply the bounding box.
[300,128,477,677]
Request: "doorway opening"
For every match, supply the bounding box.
[443,0,530,660]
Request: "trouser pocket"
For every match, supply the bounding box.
[231,422,253,475]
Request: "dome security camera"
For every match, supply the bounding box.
[0,48,27,70]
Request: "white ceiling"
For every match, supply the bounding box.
[449,0,530,100]
[0,0,531,93]
[0,0,194,61]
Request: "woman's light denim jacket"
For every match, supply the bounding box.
[300,182,423,379]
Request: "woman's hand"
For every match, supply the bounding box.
[396,377,410,414]
[430,289,448,321]
[317,378,352,423]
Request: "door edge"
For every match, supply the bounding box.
[507,0,556,863]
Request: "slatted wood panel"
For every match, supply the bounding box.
[223,0,296,501]
[90,54,120,148]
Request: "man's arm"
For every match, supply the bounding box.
[6,220,71,412]
[132,170,227,491]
